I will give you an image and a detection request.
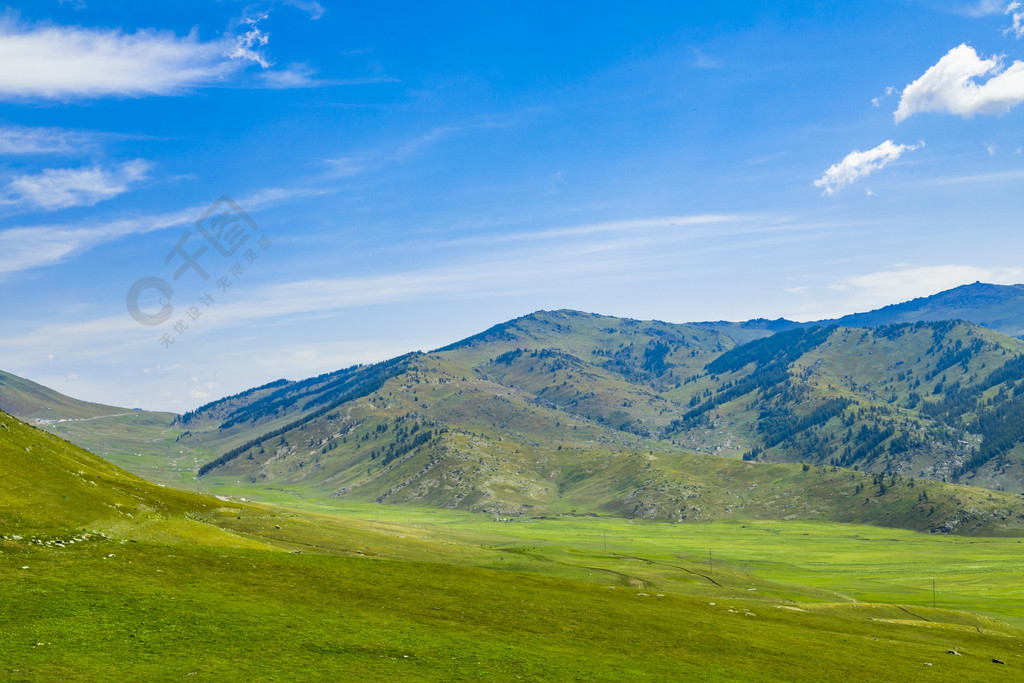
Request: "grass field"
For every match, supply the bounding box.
[4,526,1024,681]
[5,411,1024,680]
[203,484,1024,628]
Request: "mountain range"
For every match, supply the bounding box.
[10,281,1024,534]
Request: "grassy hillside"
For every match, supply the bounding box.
[4,408,1024,680]
[0,370,128,422]
[189,313,1024,534]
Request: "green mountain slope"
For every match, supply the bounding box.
[0,370,127,421]
[18,284,1024,533]
[189,312,1024,534]
[0,369,197,488]
[0,408,272,546]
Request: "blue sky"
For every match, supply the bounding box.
[2,1,1024,412]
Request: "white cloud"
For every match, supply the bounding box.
[0,17,324,99]
[0,125,91,155]
[894,44,1024,122]
[0,184,330,276]
[1007,1,1024,37]
[229,15,273,69]
[872,86,897,108]
[0,21,238,99]
[958,0,1009,16]
[283,0,326,19]
[814,140,920,196]
[260,63,318,88]
[5,160,150,210]
[985,142,997,155]
[445,214,750,247]
[830,264,1024,313]
[323,156,366,177]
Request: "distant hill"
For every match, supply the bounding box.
[0,370,186,486]
[819,282,1024,337]
[0,369,129,422]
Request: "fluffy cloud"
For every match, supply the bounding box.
[814,140,920,196]
[6,160,151,210]
[894,44,1024,122]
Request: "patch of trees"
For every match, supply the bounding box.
[836,423,896,467]
[369,420,447,467]
[218,354,413,430]
[757,397,853,449]
[872,322,915,341]
[667,366,790,433]
[641,341,672,375]
[493,348,525,365]
[432,320,517,352]
[912,352,1024,473]
[924,338,984,381]
[197,358,410,477]
[177,378,290,425]
[957,392,1024,477]
[705,325,834,375]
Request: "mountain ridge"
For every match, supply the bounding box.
[817,281,1024,336]
[9,283,1024,531]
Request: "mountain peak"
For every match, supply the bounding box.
[822,281,1024,337]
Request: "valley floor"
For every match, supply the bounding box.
[5,501,1023,681]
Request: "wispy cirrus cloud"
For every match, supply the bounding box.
[445,214,750,246]
[0,124,93,155]
[283,0,326,20]
[0,184,331,277]
[0,208,192,278]
[814,140,921,196]
[894,44,1024,122]
[259,63,318,88]
[5,160,151,210]
[953,0,1010,17]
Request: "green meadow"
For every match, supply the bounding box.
[203,484,1024,628]
[4,411,1024,680]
